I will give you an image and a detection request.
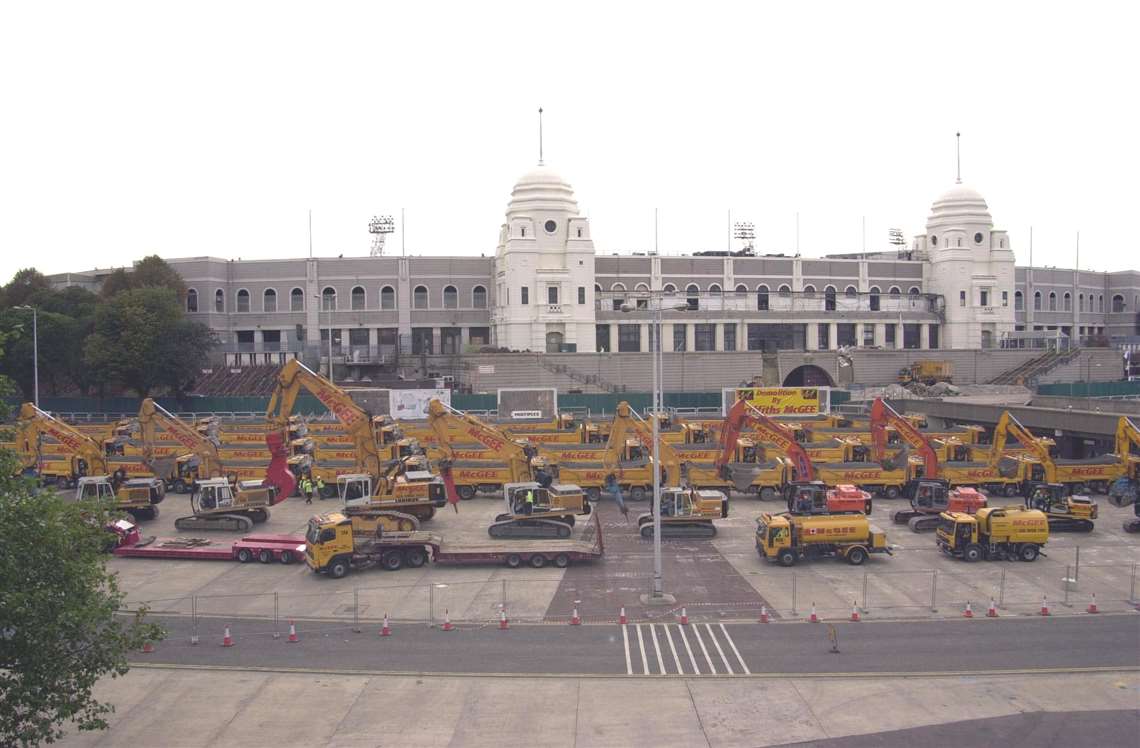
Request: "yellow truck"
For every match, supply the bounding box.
[936,506,1048,562]
[755,512,891,566]
[898,360,953,386]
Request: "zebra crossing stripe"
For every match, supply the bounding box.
[677,624,700,674]
[720,623,751,675]
[622,624,632,675]
[635,623,650,675]
[648,624,666,675]
[704,623,733,674]
[662,623,683,675]
[691,623,717,674]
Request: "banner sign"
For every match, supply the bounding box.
[725,387,830,416]
[389,388,451,420]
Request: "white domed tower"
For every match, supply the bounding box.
[492,165,597,352]
[913,181,1016,348]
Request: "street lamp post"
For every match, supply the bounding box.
[15,305,38,407]
[622,294,686,603]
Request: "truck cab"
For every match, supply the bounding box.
[504,482,588,516]
[656,488,728,519]
[305,513,355,575]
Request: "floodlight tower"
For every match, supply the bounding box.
[369,215,395,256]
[732,221,755,253]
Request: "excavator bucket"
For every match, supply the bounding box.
[726,464,763,493]
[881,444,909,472]
[438,459,460,512]
[263,431,297,502]
[997,456,1021,479]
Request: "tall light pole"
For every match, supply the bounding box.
[15,305,38,407]
[622,294,687,603]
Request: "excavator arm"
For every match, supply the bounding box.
[137,398,224,480]
[426,398,537,483]
[606,401,686,487]
[992,410,1055,482]
[718,398,814,481]
[1116,417,1140,460]
[15,402,108,476]
[870,398,938,478]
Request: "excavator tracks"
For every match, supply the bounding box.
[174,513,254,533]
[488,517,573,539]
[906,515,942,533]
[636,514,717,538]
[346,509,421,534]
[1045,516,1095,533]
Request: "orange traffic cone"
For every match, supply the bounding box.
[140,640,155,654]
[759,605,769,624]
[1087,593,1099,614]
[570,607,581,625]
[1040,595,1051,617]
[619,606,628,625]
[499,607,509,630]
[442,609,454,631]
[850,602,860,622]
[963,601,974,618]
[809,603,819,623]
[679,607,689,625]
[380,613,391,637]
[986,598,999,618]
[287,620,299,643]
[222,625,234,647]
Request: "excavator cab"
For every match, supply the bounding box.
[785,481,828,515]
[909,479,950,511]
[77,476,116,502]
[1024,481,1097,532]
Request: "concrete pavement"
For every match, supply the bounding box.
[59,668,1140,747]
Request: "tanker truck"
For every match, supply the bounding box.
[755,512,892,566]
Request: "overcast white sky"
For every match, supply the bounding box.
[2,1,1137,283]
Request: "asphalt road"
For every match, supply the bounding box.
[134,612,1140,677]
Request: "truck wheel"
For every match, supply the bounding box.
[963,544,983,563]
[885,486,900,500]
[759,487,777,502]
[404,548,426,568]
[174,479,188,494]
[237,548,253,563]
[1004,483,1019,497]
[457,485,476,500]
[529,554,546,569]
[382,552,403,571]
[586,487,601,502]
[258,549,273,564]
[846,547,868,565]
[505,554,522,568]
[1019,545,1039,562]
[630,486,647,501]
[1070,483,1086,496]
[777,549,796,567]
[328,558,350,579]
[553,553,570,568]
[279,550,293,565]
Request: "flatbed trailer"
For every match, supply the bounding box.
[109,521,306,563]
[435,513,603,568]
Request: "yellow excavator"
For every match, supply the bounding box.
[427,398,590,538]
[267,359,440,531]
[137,399,291,532]
[14,403,165,519]
[607,402,728,538]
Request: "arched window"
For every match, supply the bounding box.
[845,286,857,297]
[663,283,677,295]
[803,285,816,297]
[215,289,224,312]
[351,286,366,310]
[472,285,487,308]
[291,288,304,312]
[708,283,722,295]
[321,287,337,310]
[186,288,198,313]
[380,286,395,310]
[1033,291,1042,311]
[236,289,250,313]
[635,282,650,292]
[413,285,428,309]
[778,284,791,298]
[1015,291,1024,311]
[1078,293,1084,312]
[1063,292,1071,312]
[869,286,880,311]
[443,285,458,309]
[1098,294,1104,312]
[1112,294,1126,313]
[1048,292,1057,311]
[611,282,627,292]
[889,286,901,297]
[686,283,700,311]
[595,283,602,293]
[757,284,769,311]
[908,286,921,296]
[824,286,836,311]
[735,284,747,295]
[263,288,277,313]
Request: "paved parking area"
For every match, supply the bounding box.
[110,489,1140,625]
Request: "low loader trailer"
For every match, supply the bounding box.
[306,511,604,578]
[107,520,306,564]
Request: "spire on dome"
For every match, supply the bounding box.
[955,131,961,184]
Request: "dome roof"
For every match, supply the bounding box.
[506,164,578,216]
[926,181,992,230]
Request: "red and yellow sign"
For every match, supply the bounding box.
[733,387,828,416]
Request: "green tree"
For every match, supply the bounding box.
[1,268,52,308]
[83,287,215,397]
[0,450,163,745]
[98,269,133,299]
[130,255,185,296]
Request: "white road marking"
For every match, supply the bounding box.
[622,624,632,675]
[635,624,650,675]
[705,623,734,675]
[691,622,717,674]
[663,624,683,675]
[649,623,666,675]
[719,623,751,675]
[678,625,701,674]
